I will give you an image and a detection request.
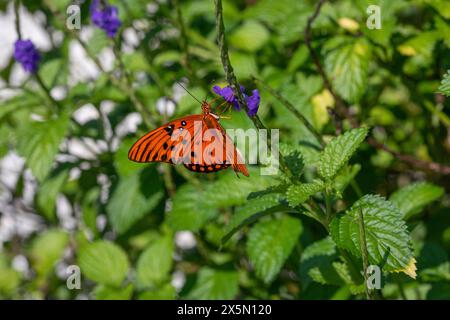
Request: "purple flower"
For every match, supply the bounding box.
[90,0,121,37]
[213,85,260,116]
[246,89,260,117]
[14,40,41,73]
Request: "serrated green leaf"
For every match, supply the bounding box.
[78,241,129,287]
[286,179,325,207]
[188,268,239,300]
[438,70,450,96]
[247,215,302,283]
[330,194,415,276]
[17,114,69,182]
[280,143,305,178]
[389,182,444,220]
[324,37,371,102]
[107,167,164,234]
[136,233,174,288]
[318,127,369,180]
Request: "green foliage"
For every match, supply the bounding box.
[247,215,303,283]
[389,182,444,219]
[318,127,369,180]
[438,70,450,96]
[136,232,174,288]
[78,241,130,287]
[330,195,415,274]
[187,268,239,300]
[324,37,371,103]
[286,180,325,207]
[29,229,69,279]
[107,167,164,234]
[17,114,69,181]
[1,0,449,301]
[167,171,275,231]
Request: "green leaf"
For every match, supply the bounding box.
[17,114,69,182]
[78,241,129,287]
[38,59,67,88]
[107,167,164,234]
[36,169,69,221]
[318,127,369,180]
[29,229,69,277]
[0,268,21,296]
[438,70,450,96]
[286,179,325,207]
[280,143,305,178]
[229,20,270,52]
[188,268,239,300]
[243,0,312,44]
[94,284,133,300]
[136,233,174,288]
[229,51,258,79]
[389,182,444,219]
[86,28,109,55]
[330,194,415,276]
[114,138,143,177]
[167,171,275,231]
[299,237,339,287]
[324,37,371,102]
[417,242,450,281]
[139,283,176,300]
[247,215,303,283]
[333,164,361,193]
[222,193,286,244]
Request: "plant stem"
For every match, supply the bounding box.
[358,208,374,300]
[111,38,157,128]
[252,76,325,147]
[14,0,22,40]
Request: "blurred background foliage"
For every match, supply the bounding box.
[0,0,449,300]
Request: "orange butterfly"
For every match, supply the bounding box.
[128,100,249,177]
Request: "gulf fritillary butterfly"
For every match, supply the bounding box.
[128,100,249,177]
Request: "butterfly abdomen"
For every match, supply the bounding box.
[184,163,231,173]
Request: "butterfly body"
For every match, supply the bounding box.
[128,101,249,177]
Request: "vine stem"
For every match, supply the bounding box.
[14,0,22,40]
[214,0,291,177]
[304,0,450,176]
[358,208,374,300]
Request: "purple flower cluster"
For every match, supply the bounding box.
[90,0,121,37]
[213,85,260,117]
[14,40,41,74]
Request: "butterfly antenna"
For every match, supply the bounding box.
[177,82,202,104]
